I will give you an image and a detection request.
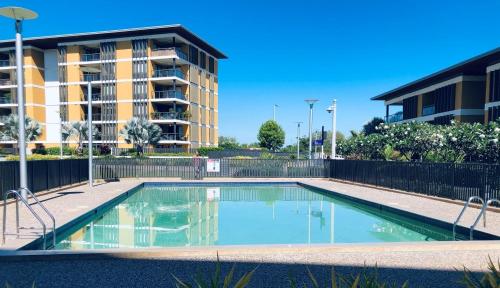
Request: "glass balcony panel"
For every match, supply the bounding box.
[0,60,10,67]
[385,111,403,123]
[154,90,185,100]
[81,53,100,62]
[151,48,188,61]
[160,133,187,141]
[152,69,185,79]
[0,96,13,104]
[422,105,436,116]
[82,74,100,82]
[151,112,188,121]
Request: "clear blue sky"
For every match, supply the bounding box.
[1,0,500,144]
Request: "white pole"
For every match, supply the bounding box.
[15,20,28,199]
[296,122,301,159]
[332,99,337,159]
[87,81,93,187]
[308,104,313,159]
[59,113,63,159]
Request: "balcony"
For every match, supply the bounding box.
[0,96,13,104]
[151,111,188,121]
[0,79,13,86]
[151,48,188,61]
[154,90,186,101]
[385,111,403,123]
[160,133,188,141]
[84,113,102,121]
[81,53,100,62]
[0,60,10,67]
[152,69,185,79]
[422,105,436,116]
[83,93,102,102]
[82,74,100,82]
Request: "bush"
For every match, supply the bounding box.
[6,154,62,161]
[31,146,47,155]
[99,145,111,155]
[198,146,223,156]
[46,146,76,156]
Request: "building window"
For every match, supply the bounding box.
[434,84,456,113]
[403,96,418,120]
[189,45,198,65]
[200,51,206,69]
[490,70,500,103]
[208,57,215,74]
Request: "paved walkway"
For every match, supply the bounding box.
[0,178,499,287]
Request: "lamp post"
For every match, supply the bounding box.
[304,99,318,159]
[327,99,337,159]
[0,7,38,199]
[295,121,302,159]
[273,104,279,122]
[80,67,100,187]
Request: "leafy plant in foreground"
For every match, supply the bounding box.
[459,256,500,288]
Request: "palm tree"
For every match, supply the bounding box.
[119,117,162,155]
[62,121,100,153]
[0,114,42,144]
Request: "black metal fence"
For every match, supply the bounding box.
[94,158,328,179]
[328,160,500,202]
[0,159,88,199]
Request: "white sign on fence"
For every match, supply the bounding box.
[206,159,220,173]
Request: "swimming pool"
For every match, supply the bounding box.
[33,182,481,250]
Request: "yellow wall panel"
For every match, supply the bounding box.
[66,46,80,62]
[117,102,133,121]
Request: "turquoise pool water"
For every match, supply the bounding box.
[54,183,464,250]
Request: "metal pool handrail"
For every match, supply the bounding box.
[19,187,56,247]
[453,196,484,240]
[2,190,47,249]
[470,198,499,240]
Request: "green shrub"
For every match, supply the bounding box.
[198,146,223,156]
[46,146,76,156]
[460,256,500,288]
[6,154,62,161]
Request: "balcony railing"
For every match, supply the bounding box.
[83,93,102,102]
[84,113,102,121]
[152,69,185,79]
[154,90,186,100]
[82,74,100,82]
[160,133,188,141]
[385,111,403,123]
[151,47,188,61]
[0,96,13,104]
[0,79,13,86]
[422,105,436,116]
[0,60,10,67]
[151,112,188,121]
[81,53,100,62]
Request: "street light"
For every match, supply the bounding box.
[326,100,337,159]
[80,66,101,187]
[273,104,279,122]
[0,7,38,199]
[304,99,318,159]
[295,121,302,159]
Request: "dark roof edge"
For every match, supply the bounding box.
[0,24,227,59]
[371,47,500,101]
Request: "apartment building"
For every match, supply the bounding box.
[372,47,500,125]
[0,25,226,150]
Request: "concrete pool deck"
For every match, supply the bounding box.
[0,178,499,287]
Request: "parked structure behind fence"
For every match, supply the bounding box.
[0,159,88,199]
[94,158,328,179]
[328,160,500,202]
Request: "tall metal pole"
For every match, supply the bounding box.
[15,20,27,198]
[273,104,278,122]
[308,104,314,159]
[59,112,63,159]
[332,99,337,159]
[295,122,302,159]
[87,81,93,187]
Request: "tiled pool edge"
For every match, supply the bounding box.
[16,179,500,251]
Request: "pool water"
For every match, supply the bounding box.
[54,183,464,250]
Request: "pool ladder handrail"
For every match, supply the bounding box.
[2,190,47,249]
[2,188,56,249]
[19,187,56,247]
[470,198,499,240]
[453,196,484,240]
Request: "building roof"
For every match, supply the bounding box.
[0,24,227,59]
[372,47,500,101]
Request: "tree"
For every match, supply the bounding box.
[218,136,239,149]
[257,120,285,151]
[119,117,162,155]
[363,117,385,135]
[62,121,100,153]
[0,114,42,143]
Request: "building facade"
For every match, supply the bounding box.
[372,47,500,125]
[0,25,226,150]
